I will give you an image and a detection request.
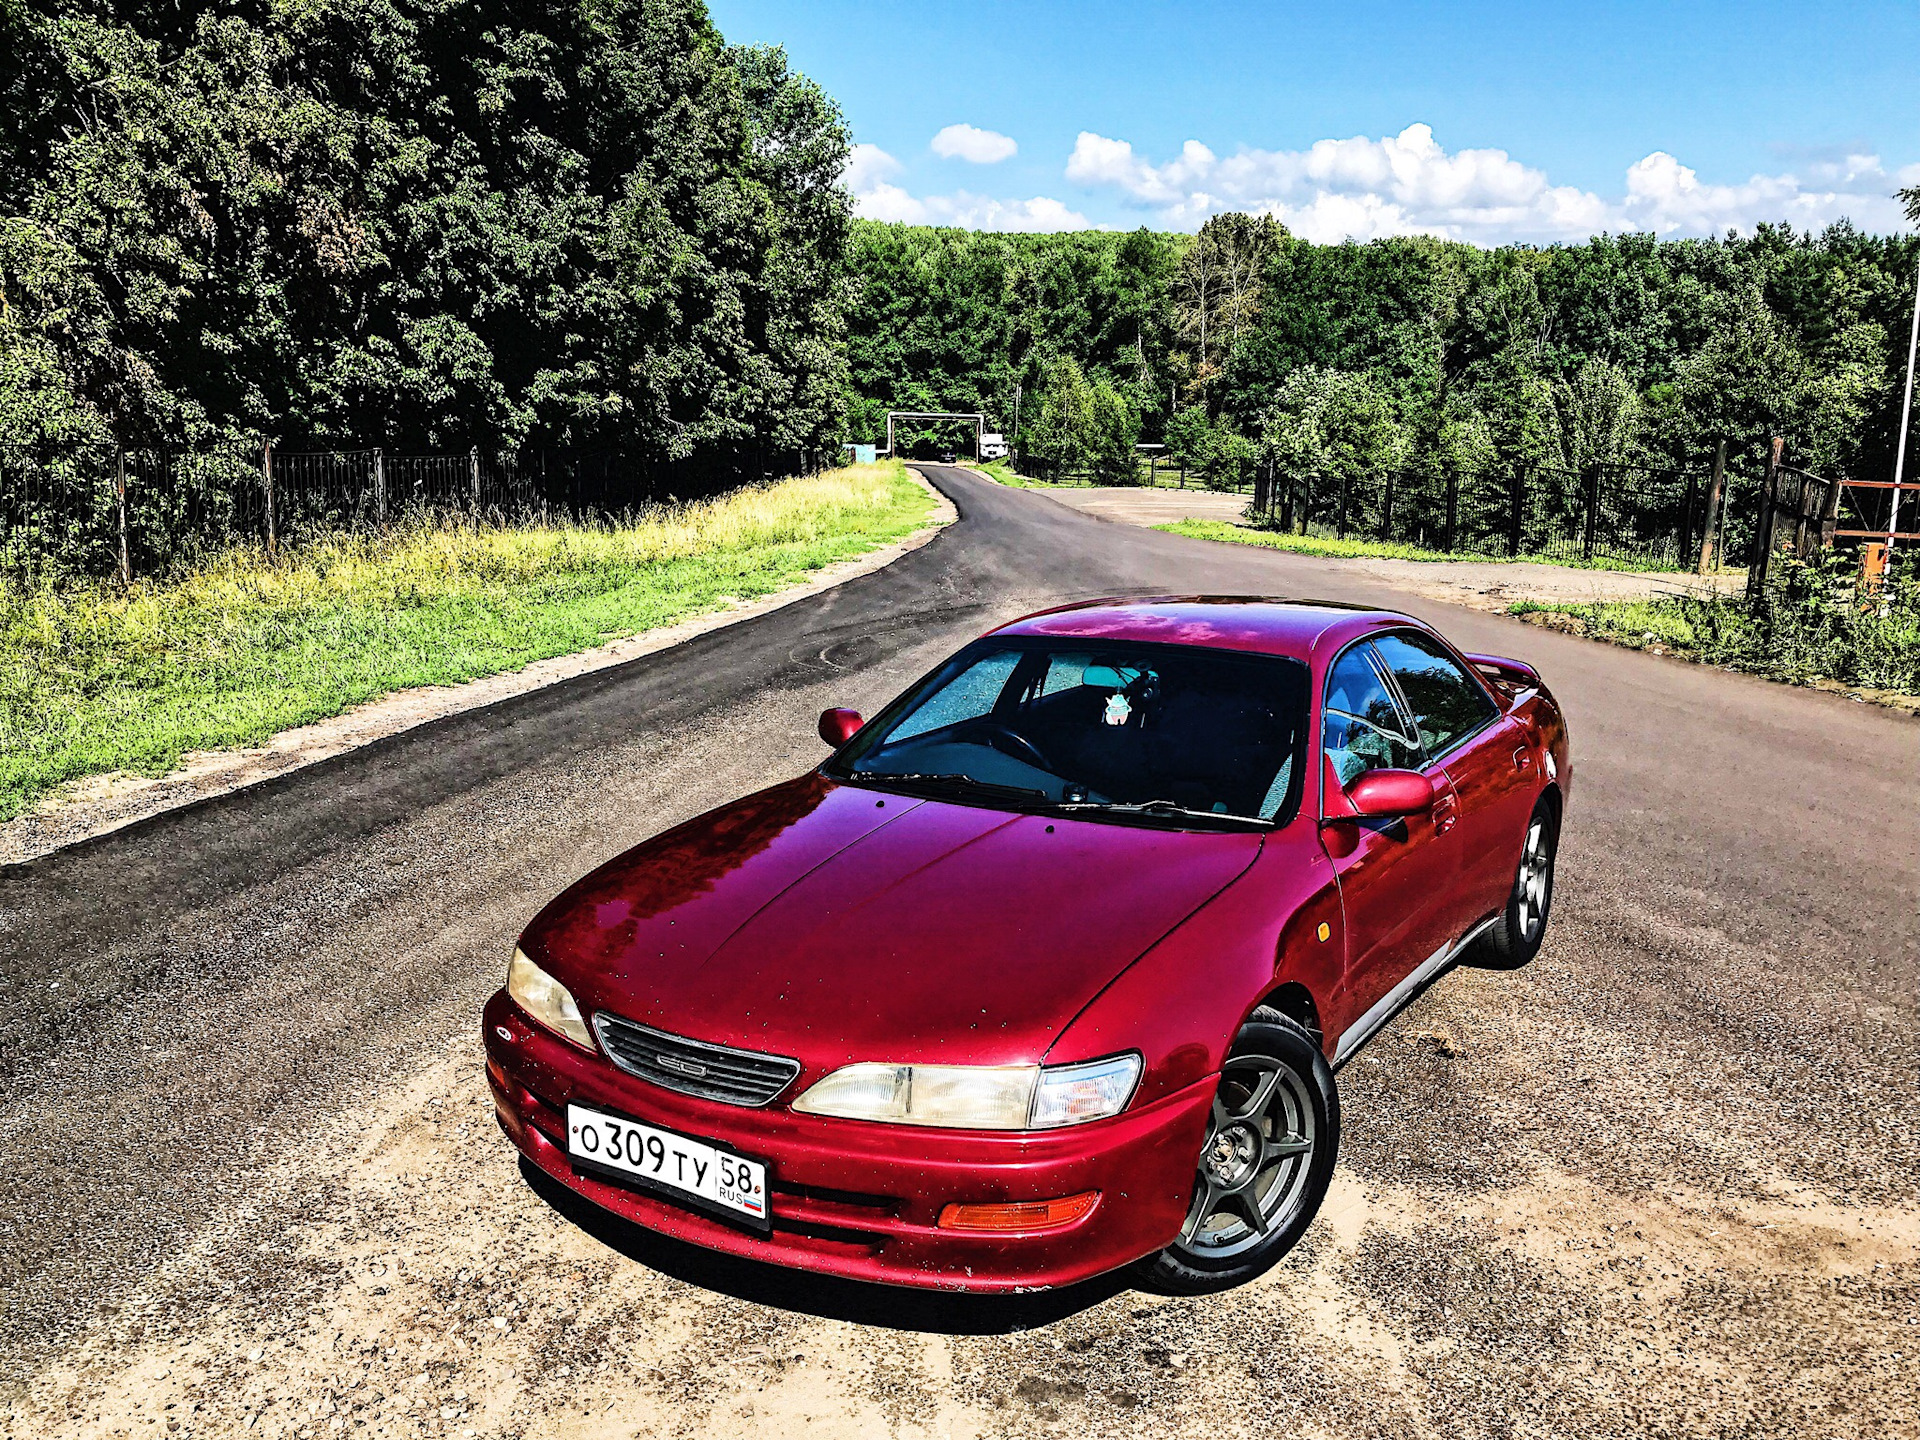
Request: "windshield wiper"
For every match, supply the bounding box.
[845,771,1053,803]
[1052,798,1272,829]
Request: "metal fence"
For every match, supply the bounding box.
[1246,459,1721,569]
[1018,449,1742,568]
[1,442,811,581]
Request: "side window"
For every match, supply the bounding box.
[1322,643,1423,786]
[1372,631,1498,756]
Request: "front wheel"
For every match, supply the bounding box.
[1466,797,1559,970]
[1135,1008,1339,1295]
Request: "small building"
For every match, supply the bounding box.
[979,432,1008,461]
[842,443,878,465]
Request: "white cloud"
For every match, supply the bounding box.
[840,143,1087,231]
[1066,124,1912,242]
[1620,151,1908,234]
[931,123,1018,165]
[842,143,902,195]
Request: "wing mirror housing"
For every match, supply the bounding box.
[818,707,864,747]
[1340,768,1435,818]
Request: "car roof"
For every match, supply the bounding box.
[987,595,1424,663]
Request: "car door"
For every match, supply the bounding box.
[1370,629,1527,941]
[1318,639,1462,1038]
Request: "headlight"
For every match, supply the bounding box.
[505,947,594,1050]
[792,1053,1140,1130]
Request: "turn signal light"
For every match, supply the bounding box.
[936,1191,1100,1231]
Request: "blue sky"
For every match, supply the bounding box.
[707,0,1919,242]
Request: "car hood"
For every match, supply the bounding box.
[523,773,1262,1069]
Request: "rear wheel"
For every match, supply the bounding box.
[1466,797,1558,970]
[1135,1008,1338,1295]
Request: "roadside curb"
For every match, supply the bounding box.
[1,471,958,866]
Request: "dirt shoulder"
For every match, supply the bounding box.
[1025,482,1747,615]
[0,473,956,866]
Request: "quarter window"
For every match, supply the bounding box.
[1371,631,1498,756]
[1322,643,1422,786]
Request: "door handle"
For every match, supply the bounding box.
[1513,747,1533,773]
[1431,794,1458,834]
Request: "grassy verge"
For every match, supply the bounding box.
[1510,556,1920,706]
[974,460,1095,490]
[1157,518,1717,575]
[0,461,934,823]
[1160,519,1454,562]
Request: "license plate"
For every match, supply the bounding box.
[565,1103,770,1231]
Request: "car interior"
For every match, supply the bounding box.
[848,645,1307,821]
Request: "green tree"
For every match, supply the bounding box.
[1547,357,1642,471]
[1,0,852,493]
[1259,368,1403,492]
[1023,353,1139,482]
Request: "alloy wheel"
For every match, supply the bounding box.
[1176,1053,1317,1260]
[1514,817,1552,942]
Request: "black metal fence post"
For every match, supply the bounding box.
[374,447,386,526]
[1444,463,1460,552]
[1581,462,1600,561]
[1336,472,1350,539]
[1381,470,1395,541]
[115,447,131,584]
[1507,463,1524,557]
[263,440,276,559]
[1678,472,1697,565]
[1698,440,1727,573]
[1747,437,1784,603]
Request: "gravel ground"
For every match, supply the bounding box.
[3,467,1914,1439]
[1028,483,1750,613]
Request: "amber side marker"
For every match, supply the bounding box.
[936,1192,1100,1231]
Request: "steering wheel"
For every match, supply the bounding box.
[979,721,1053,772]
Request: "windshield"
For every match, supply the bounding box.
[828,638,1309,827]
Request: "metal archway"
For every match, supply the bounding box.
[883,411,987,459]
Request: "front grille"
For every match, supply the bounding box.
[592,1013,801,1108]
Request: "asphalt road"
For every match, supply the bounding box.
[3,465,1916,1438]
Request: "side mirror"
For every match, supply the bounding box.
[1342,768,1435,818]
[818,707,864,747]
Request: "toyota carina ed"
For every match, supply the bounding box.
[483,596,1570,1294]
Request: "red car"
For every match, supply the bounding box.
[484,598,1570,1294]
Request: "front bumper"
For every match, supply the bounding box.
[482,990,1214,1292]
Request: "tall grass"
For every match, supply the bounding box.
[1,463,933,823]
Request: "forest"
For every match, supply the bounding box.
[846,215,1920,499]
[3,0,1919,570]
[0,0,854,494]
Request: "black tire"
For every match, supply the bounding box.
[1135,1008,1339,1295]
[1465,795,1559,970]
